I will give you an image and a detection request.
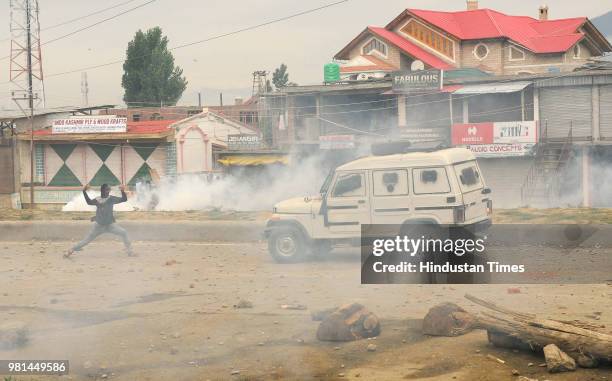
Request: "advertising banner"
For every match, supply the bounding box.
[52,117,127,134]
[452,121,538,157]
[451,122,494,145]
[493,121,537,144]
[452,121,537,145]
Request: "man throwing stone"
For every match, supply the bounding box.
[65,183,133,257]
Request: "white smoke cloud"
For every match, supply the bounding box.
[62,154,329,212]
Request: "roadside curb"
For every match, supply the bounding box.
[0,221,266,242]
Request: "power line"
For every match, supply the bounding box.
[0,0,157,61]
[0,0,349,84]
[0,0,143,43]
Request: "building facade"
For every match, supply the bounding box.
[334,1,610,77]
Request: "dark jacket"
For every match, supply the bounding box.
[84,190,127,225]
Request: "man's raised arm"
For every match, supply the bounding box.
[83,184,97,206]
[116,184,128,204]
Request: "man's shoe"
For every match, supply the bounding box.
[63,249,75,259]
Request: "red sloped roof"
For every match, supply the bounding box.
[127,120,177,133]
[408,8,586,53]
[368,27,454,69]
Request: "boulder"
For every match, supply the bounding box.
[316,303,380,342]
[422,302,474,337]
[543,344,576,373]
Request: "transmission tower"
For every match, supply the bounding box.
[9,0,45,108]
[252,70,268,96]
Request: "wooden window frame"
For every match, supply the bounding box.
[398,19,455,62]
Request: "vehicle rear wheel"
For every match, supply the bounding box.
[268,227,308,263]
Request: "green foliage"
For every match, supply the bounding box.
[121,27,187,106]
[272,63,289,89]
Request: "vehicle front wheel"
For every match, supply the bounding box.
[268,227,308,263]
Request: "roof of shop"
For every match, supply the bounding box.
[452,81,531,94]
[18,119,177,141]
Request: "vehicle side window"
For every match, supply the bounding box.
[454,161,483,192]
[412,167,451,194]
[331,172,366,197]
[373,169,408,196]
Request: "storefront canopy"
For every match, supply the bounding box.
[218,154,289,166]
[452,81,531,95]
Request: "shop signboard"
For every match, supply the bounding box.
[391,69,442,92]
[319,134,355,149]
[227,134,262,150]
[52,116,127,134]
[464,143,536,158]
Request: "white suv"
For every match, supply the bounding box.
[264,147,492,263]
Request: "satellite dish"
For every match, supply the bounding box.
[411,60,425,71]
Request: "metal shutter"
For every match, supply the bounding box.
[600,85,612,140]
[476,157,533,208]
[539,86,592,140]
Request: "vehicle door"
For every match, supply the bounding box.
[325,170,371,234]
[370,168,412,224]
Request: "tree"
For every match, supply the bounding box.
[272,64,289,89]
[122,27,187,107]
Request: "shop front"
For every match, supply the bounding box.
[16,117,175,207]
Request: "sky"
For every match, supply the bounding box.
[0,0,610,111]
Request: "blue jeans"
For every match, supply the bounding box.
[73,222,132,252]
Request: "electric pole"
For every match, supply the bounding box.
[10,0,44,208]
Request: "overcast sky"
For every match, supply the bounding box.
[0,0,610,110]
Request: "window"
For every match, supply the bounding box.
[373,169,408,196]
[509,45,525,61]
[412,167,450,194]
[473,43,489,60]
[362,38,387,57]
[150,113,163,120]
[454,161,483,192]
[332,172,365,197]
[132,114,141,122]
[400,19,454,60]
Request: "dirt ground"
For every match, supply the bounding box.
[0,240,610,381]
[4,208,612,224]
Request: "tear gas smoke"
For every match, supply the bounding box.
[62,154,329,212]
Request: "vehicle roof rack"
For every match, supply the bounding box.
[371,141,448,156]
